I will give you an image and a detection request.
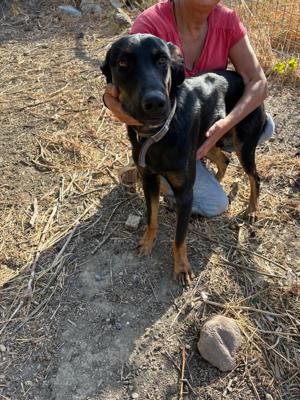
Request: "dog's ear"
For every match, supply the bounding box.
[167,42,185,88]
[100,47,112,84]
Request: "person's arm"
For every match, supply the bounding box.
[196,34,268,159]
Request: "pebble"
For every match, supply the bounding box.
[58,5,82,17]
[0,345,6,353]
[125,214,141,230]
[94,273,102,281]
[80,1,102,16]
[114,10,132,27]
[115,322,122,330]
[132,393,139,399]
[110,0,122,8]
[197,315,243,372]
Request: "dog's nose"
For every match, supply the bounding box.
[142,91,167,114]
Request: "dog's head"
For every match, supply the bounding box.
[101,34,185,126]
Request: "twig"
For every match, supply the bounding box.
[102,197,137,235]
[171,274,202,327]
[26,201,59,297]
[0,301,24,336]
[179,346,186,400]
[13,289,57,334]
[195,295,286,318]
[59,176,65,204]
[147,277,160,303]
[29,198,39,227]
[39,225,77,295]
[73,184,108,198]
[248,373,261,400]
[182,379,196,396]
[190,229,293,274]
[218,257,282,279]
[91,228,116,255]
[162,350,180,372]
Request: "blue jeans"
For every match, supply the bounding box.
[163,114,275,217]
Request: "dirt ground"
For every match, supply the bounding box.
[0,1,299,400]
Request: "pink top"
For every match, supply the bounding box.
[129,0,246,77]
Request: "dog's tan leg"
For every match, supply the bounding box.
[206,146,230,182]
[172,239,192,286]
[233,130,260,222]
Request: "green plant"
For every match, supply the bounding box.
[273,58,298,74]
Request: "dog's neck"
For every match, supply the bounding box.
[131,99,177,168]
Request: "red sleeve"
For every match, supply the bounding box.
[129,14,159,36]
[228,10,247,48]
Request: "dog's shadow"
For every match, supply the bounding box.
[45,176,268,399]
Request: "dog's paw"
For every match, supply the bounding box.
[138,229,156,256]
[244,207,259,224]
[173,265,193,287]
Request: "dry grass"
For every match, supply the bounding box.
[0,1,299,399]
[224,0,300,81]
[140,0,300,81]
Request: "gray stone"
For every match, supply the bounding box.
[58,5,82,17]
[197,315,243,372]
[0,345,6,353]
[114,10,132,27]
[110,0,122,9]
[125,214,141,230]
[80,1,102,16]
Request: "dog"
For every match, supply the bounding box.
[101,34,266,285]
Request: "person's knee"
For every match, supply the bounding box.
[192,190,229,217]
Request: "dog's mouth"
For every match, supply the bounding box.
[141,115,170,128]
[123,104,171,128]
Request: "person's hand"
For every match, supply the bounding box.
[196,119,228,159]
[103,84,142,126]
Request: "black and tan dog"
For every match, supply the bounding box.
[101,34,266,285]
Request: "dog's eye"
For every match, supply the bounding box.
[118,60,128,68]
[157,57,168,65]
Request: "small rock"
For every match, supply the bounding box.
[80,1,102,16]
[125,214,141,230]
[94,273,102,281]
[197,315,243,372]
[265,394,273,400]
[77,31,84,39]
[114,10,132,27]
[128,385,134,391]
[110,0,122,9]
[58,5,82,17]
[132,393,139,399]
[115,322,122,330]
[0,345,6,353]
